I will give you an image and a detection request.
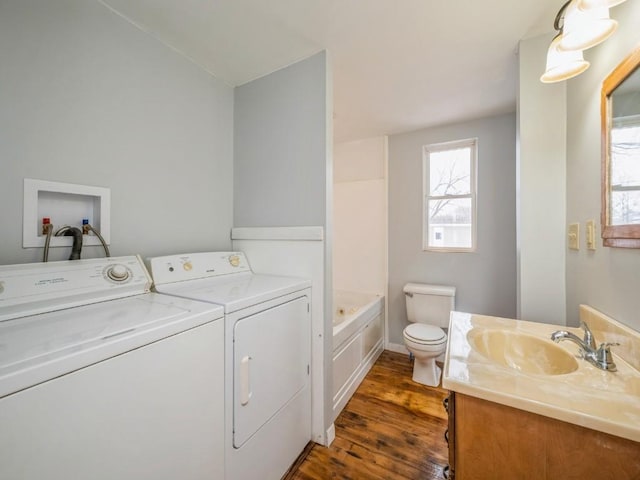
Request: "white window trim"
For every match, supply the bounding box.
[422,138,478,253]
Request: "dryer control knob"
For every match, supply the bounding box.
[229,255,240,267]
[106,264,130,282]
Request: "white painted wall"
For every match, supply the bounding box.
[333,137,387,296]
[388,113,517,345]
[517,34,567,325]
[0,0,234,265]
[564,0,640,330]
[334,137,386,182]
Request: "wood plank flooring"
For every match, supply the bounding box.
[287,351,449,480]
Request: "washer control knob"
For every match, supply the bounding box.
[229,255,240,267]
[183,262,193,271]
[106,264,130,282]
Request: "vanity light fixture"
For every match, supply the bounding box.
[559,1,617,52]
[540,34,590,83]
[540,0,590,83]
[578,0,628,10]
[540,0,626,83]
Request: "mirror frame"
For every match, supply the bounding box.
[601,44,640,248]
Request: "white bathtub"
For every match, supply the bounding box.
[333,290,383,349]
[332,290,384,421]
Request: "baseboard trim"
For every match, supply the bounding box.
[385,342,409,355]
[326,423,336,447]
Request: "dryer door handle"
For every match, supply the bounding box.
[240,355,252,406]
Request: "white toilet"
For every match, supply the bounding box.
[403,283,456,386]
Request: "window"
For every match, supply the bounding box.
[423,138,477,252]
[610,115,640,225]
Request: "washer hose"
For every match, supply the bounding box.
[55,226,83,260]
[42,224,54,262]
[84,223,110,257]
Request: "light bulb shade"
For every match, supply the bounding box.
[540,36,590,83]
[559,1,617,51]
[578,0,628,10]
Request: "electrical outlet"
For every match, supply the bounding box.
[568,223,579,250]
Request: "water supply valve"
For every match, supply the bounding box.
[42,217,52,235]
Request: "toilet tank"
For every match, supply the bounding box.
[404,283,455,328]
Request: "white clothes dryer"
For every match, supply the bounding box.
[0,256,225,480]
[148,251,312,480]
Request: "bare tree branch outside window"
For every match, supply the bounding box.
[423,140,477,251]
[611,123,640,225]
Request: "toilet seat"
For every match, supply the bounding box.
[403,324,446,345]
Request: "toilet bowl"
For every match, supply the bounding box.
[403,323,447,386]
[402,282,455,387]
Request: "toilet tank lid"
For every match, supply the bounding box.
[403,283,456,297]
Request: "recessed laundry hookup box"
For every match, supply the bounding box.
[23,178,110,249]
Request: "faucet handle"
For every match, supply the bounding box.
[579,321,597,350]
[595,342,620,372]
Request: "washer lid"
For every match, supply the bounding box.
[404,324,447,344]
[0,293,223,398]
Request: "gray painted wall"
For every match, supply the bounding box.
[565,0,640,330]
[517,33,567,326]
[388,113,517,344]
[0,0,234,265]
[234,52,329,227]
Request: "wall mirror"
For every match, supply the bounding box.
[601,44,640,248]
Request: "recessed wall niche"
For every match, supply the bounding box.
[23,178,111,249]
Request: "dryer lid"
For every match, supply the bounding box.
[404,324,446,344]
[154,272,310,313]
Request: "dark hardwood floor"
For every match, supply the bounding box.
[287,350,449,480]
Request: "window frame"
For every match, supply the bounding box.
[422,138,478,253]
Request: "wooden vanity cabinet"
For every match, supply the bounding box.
[444,392,455,479]
[445,392,640,480]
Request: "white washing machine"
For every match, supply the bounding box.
[0,255,225,480]
[148,251,312,480]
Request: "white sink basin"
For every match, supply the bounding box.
[467,328,579,375]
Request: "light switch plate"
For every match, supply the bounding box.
[586,220,596,250]
[568,223,579,250]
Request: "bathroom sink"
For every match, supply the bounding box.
[467,329,579,375]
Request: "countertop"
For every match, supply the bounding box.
[442,307,640,442]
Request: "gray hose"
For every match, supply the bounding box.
[42,224,53,262]
[55,226,83,260]
[86,223,111,257]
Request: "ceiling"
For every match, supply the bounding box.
[100,0,560,143]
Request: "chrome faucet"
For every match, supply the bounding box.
[551,321,619,372]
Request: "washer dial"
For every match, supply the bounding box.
[105,264,131,283]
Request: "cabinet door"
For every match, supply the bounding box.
[453,393,640,479]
